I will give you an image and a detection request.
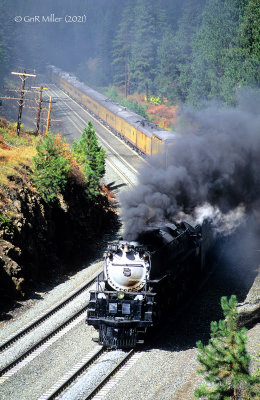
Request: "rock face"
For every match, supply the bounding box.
[238,270,260,329]
[0,177,116,306]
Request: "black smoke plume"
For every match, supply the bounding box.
[120,90,260,240]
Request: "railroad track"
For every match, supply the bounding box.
[38,348,137,400]
[48,84,140,187]
[85,349,135,400]
[0,271,102,383]
[48,82,146,163]
[0,82,143,398]
[38,346,106,400]
[0,272,101,352]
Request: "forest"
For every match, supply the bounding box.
[0,0,259,106]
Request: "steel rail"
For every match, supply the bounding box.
[48,84,139,185]
[85,349,134,399]
[48,85,136,187]
[48,82,145,163]
[0,271,101,352]
[0,303,92,380]
[37,346,106,400]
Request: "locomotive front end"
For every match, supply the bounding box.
[86,241,155,348]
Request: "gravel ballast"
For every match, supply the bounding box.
[59,350,127,400]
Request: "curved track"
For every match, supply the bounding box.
[48,84,142,187]
[0,81,142,400]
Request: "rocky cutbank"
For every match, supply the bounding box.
[0,174,116,306]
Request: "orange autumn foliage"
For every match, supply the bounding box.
[53,134,86,185]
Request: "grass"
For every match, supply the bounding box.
[0,121,38,186]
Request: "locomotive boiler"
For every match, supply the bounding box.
[86,221,212,348]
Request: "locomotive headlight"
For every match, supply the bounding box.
[117,291,125,299]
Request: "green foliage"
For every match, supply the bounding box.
[105,87,149,118]
[121,97,148,118]
[5,0,260,106]
[31,132,71,203]
[71,122,106,198]
[112,0,134,94]
[0,213,12,230]
[252,345,260,382]
[156,1,203,104]
[194,295,260,399]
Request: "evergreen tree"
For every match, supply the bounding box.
[130,0,167,98]
[156,0,203,103]
[31,132,71,203]
[112,0,134,96]
[194,295,260,400]
[213,0,260,104]
[237,0,260,86]
[188,0,241,105]
[71,122,106,197]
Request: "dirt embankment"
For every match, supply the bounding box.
[0,174,116,307]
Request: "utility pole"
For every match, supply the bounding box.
[11,71,36,135]
[1,73,57,135]
[31,86,49,135]
[46,95,52,134]
[36,85,43,135]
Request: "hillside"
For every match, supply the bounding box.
[0,119,116,307]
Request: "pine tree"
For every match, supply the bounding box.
[112,0,134,96]
[237,0,260,86]
[130,0,167,98]
[71,122,106,197]
[188,0,241,105]
[194,295,260,399]
[156,0,203,103]
[31,132,71,203]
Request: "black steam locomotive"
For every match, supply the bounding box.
[86,221,212,348]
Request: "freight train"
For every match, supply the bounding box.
[86,221,213,348]
[46,65,177,157]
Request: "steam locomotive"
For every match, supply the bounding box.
[86,221,212,348]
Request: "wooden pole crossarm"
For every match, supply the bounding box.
[23,106,49,110]
[31,86,49,90]
[0,97,35,101]
[2,88,37,93]
[11,72,36,77]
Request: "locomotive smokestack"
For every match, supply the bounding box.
[120,89,260,240]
